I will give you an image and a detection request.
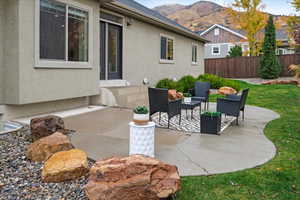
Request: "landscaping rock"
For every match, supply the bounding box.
[42,149,89,183]
[218,87,237,95]
[262,80,299,85]
[30,115,66,141]
[26,132,74,162]
[85,154,181,200]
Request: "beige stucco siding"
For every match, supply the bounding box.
[3,0,20,105]
[14,0,100,105]
[0,0,4,104]
[123,18,205,86]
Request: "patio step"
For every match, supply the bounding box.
[91,86,148,108]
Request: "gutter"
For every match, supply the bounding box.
[103,2,209,43]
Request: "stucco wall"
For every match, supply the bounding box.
[3,0,20,105]
[3,96,89,120]
[0,1,4,104]
[122,18,205,86]
[12,0,100,105]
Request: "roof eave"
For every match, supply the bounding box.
[104,2,209,43]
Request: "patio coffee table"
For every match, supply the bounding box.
[181,100,202,120]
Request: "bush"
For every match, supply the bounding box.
[176,75,196,93]
[156,78,177,89]
[227,45,243,57]
[198,74,241,91]
[198,74,223,89]
[156,74,241,92]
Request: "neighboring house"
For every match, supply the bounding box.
[199,24,294,59]
[0,0,207,120]
[199,24,249,59]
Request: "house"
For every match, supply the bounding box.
[0,0,207,120]
[199,24,294,58]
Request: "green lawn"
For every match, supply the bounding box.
[178,81,300,200]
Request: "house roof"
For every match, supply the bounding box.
[200,24,247,39]
[105,0,208,43]
[199,23,289,41]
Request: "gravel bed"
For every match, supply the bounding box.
[0,128,94,200]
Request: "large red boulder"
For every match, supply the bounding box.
[30,115,67,141]
[85,155,181,200]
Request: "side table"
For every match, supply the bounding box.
[129,121,155,157]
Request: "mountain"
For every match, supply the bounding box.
[153,1,289,34]
[153,4,185,16]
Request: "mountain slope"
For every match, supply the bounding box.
[153,1,289,34]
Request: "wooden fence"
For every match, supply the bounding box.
[204,54,300,78]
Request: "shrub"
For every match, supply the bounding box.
[198,74,241,91]
[176,75,196,93]
[227,45,243,57]
[156,78,177,89]
[198,74,224,89]
[156,74,241,93]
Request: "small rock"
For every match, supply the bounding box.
[26,132,74,162]
[42,149,89,183]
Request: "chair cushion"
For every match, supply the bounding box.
[168,90,178,100]
[218,87,237,95]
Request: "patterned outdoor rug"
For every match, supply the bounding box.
[152,107,235,135]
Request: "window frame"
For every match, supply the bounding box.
[192,43,198,65]
[35,0,94,69]
[211,45,220,56]
[160,34,175,64]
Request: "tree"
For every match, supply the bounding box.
[227,45,243,57]
[259,16,282,79]
[228,0,267,56]
[288,0,300,48]
[292,0,300,11]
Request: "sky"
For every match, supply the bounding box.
[135,0,298,16]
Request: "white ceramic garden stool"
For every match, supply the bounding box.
[129,121,156,158]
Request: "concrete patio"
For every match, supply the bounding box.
[64,103,279,176]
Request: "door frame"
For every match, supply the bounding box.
[100,9,125,81]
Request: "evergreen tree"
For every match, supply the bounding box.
[259,16,282,79]
[227,45,243,57]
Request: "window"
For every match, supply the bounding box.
[192,44,198,64]
[160,34,174,63]
[214,28,220,36]
[37,0,92,68]
[100,11,123,24]
[212,45,220,55]
[276,48,285,55]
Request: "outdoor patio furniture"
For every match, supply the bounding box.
[189,81,211,110]
[181,100,201,120]
[148,88,182,128]
[216,88,250,125]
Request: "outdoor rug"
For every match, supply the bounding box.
[151,107,235,135]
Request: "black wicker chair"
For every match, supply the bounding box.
[148,88,182,128]
[216,88,249,125]
[189,81,211,110]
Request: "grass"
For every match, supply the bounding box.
[177,81,300,200]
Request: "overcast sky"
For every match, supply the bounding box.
[135,0,297,16]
